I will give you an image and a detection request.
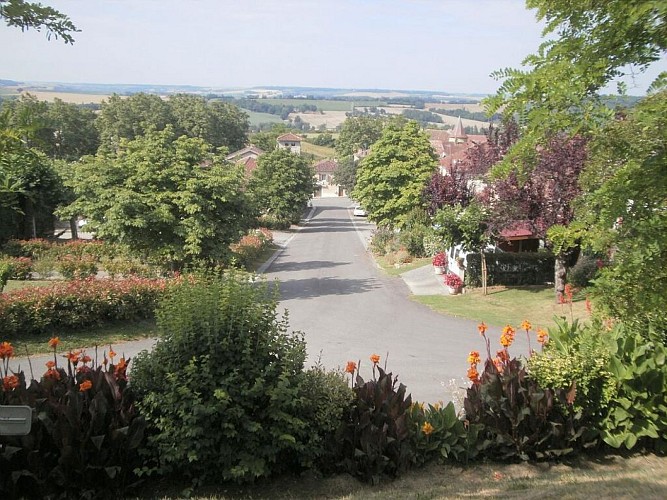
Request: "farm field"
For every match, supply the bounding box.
[289,110,349,130]
[261,98,380,111]
[301,141,335,158]
[18,90,113,104]
[244,109,284,127]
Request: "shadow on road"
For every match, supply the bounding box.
[270,260,351,272]
[271,276,381,300]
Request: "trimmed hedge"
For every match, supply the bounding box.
[0,277,170,336]
[466,252,555,287]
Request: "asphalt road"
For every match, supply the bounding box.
[264,196,510,404]
[8,196,526,404]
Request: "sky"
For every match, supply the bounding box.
[1,0,665,95]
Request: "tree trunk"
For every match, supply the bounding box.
[70,218,78,240]
[554,253,567,302]
[481,250,488,296]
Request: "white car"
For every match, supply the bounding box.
[353,206,367,217]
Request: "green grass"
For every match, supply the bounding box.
[244,110,284,127]
[413,286,589,329]
[3,279,54,292]
[376,256,432,276]
[135,453,667,499]
[7,318,158,357]
[301,141,335,158]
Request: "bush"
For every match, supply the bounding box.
[132,271,312,486]
[336,361,414,484]
[527,318,616,421]
[0,261,10,292]
[463,324,596,460]
[230,228,274,269]
[0,277,169,336]
[0,256,33,281]
[599,324,667,452]
[398,225,428,257]
[0,341,146,498]
[568,254,600,288]
[55,254,99,280]
[422,232,447,257]
[259,213,292,230]
[466,251,555,287]
[1,238,52,258]
[369,226,396,256]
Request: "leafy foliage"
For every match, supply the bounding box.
[334,115,384,158]
[61,128,253,269]
[336,363,414,484]
[601,325,667,452]
[0,0,79,43]
[353,120,437,228]
[0,344,145,498]
[132,272,312,485]
[248,148,315,225]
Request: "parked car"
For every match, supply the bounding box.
[353,206,367,217]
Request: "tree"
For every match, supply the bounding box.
[250,124,290,152]
[352,120,438,228]
[0,0,79,44]
[335,115,384,158]
[484,135,588,298]
[423,164,472,215]
[332,155,357,194]
[248,148,315,225]
[486,1,667,141]
[60,127,253,268]
[577,91,667,338]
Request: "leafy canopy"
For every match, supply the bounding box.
[0,0,79,43]
[352,120,437,228]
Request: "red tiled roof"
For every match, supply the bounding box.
[499,221,536,240]
[313,159,338,173]
[277,133,302,142]
[226,144,264,161]
[242,156,258,176]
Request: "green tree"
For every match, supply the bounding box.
[95,93,174,154]
[335,115,384,157]
[250,123,290,152]
[352,120,437,227]
[249,148,315,225]
[578,91,667,339]
[332,155,357,194]
[0,0,79,43]
[60,127,253,268]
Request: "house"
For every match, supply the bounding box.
[225,145,264,176]
[313,159,342,197]
[276,133,302,155]
[428,117,487,175]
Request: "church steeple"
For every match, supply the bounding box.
[449,116,468,144]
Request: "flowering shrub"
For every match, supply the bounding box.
[463,322,597,460]
[443,272,463,288]
[54,253,98,280]
[230,228,274,268]
[336,356,414,484]
[0,256,33,280]
[1,238,52,258]
[0,339,146,498]
[432,252,447,267]
[0,277,170,336]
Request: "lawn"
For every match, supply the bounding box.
[413,285,589,329]
[244,109,284,127]
[301,141,335,158]
[136,452,667,499]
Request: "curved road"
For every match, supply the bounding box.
[266,197,502,404]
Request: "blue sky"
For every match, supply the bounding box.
[1,0,665,94]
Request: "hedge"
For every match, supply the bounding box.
[466,251,555,287]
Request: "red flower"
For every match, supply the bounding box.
[0,341,14,359]
[477,322,487,336]
[345,361,357,374]
[45,360,56,369]
[467,365,479,384]
[79,380,93,392]
[370,354,380,365]
[48,337,60,349]
[2,374,19,391]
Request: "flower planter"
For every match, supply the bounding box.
[448,286,462,295]
[434,265,445,275]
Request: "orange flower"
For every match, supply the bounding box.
[585,297,592,314]
[45,360,56,369]
[520,320,532,331]
[421,421,435,436]
[493,357,504,374]
[564,284,574,300]
[48,337,60,349]
[467,350,481,365]
[467,365,479,384]
[2,374,19,391]
[477,322,488,336]
[496,349,509,362]
[81,354,92,364]
[502,325,516,337]
[370,354,380,365]
[79,380,93,392]
[500,334,513,348]
[64,350,81,364]
[537,328,549,345]
[114,357,128,381]
[0,341,14,359]
[108,348,116,360]
[345,361,357,374]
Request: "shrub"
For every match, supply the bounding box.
[463,323,597,460]
[398,225,428,257]
[55,254,99,280]
[0,277,169,336]
[369,226,395,256]
[229,228,274,269]
[132,271,311,486]
[466,251,555,287]
[527,318,616,422]
[336,360,414,484]
[1,256,33,280]
[568,254,600,288]
[423,232,446,257]
[409,401,475,467]
[100,257,157,278]
[0,340,146,498]
[259,213,291,230]
[1,238,52,258]
[599,324,667,452]
[0,261,10,292]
